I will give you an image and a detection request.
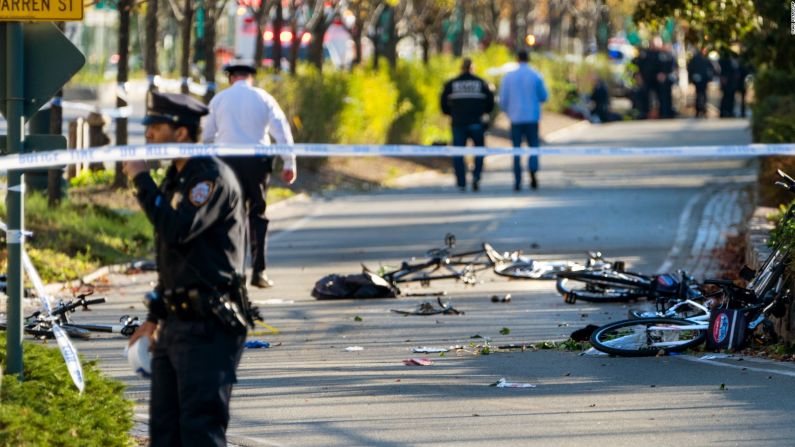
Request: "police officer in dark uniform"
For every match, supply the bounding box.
[440,57,495,192]
[687,48,716,118]
[125,91,248,447]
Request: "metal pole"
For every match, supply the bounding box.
[5,22,25,379]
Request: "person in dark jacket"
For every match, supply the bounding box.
[440,58,495,191]
[687,48,716,118]
[719,51,740,118]
[589,74,612,123]
[125,91,247,447]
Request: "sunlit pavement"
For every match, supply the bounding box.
[69,117,795,447]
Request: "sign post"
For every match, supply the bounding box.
[4,21,25,378]
[0,12,84,378]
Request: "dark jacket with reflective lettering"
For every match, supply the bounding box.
[133,157,246,292]
[440,73,495,127]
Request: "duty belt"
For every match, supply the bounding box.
[162,286,217,320]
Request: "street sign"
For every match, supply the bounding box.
[0,22,85,120]
[0,0,83,22]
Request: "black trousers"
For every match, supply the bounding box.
[694,82,708,117]
[223,156,272,274]
[150,316,245,447]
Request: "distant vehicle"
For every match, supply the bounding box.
[234,11,353,69]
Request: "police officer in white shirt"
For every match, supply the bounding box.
[203,60,297,288]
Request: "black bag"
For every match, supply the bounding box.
[312,271,398,300]
[706,309,747,351]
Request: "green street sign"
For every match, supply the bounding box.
[0,22,85,120]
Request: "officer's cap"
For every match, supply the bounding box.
[143,91,208,127]
[223,58,257,76]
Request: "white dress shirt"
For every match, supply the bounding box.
[203,80,296,172]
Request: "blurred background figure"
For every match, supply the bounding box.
[588,73,619,123]
[719,50,740,118]
[687,48,716,118]
[440,57,495,192]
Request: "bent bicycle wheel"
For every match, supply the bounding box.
[558,269,651,288]
[556,277,649,303]
[590,317,706,357]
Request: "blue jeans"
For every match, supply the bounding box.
[510,122,539,188]
[452,123,485,188]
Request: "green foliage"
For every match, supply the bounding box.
[0,333,134,446]
[69,169,116,188]
[0,193,153,282]
[752,95,795,144]
[338,66,401,145]
[255,47,605,156]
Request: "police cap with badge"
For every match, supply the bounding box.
[143,91,208,127]
[223,58,257,76]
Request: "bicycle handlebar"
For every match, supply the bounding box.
[50,297,106,316]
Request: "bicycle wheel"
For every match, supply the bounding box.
[557,277,649,303]
[559,269,652,289]
[590,317,706,357]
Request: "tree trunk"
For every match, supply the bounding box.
[114,0,131,189]
[145,0,159,90]
[351,26,362,66]
[203,0,217,103]
[180,0,194,94]
[272,1,283,72]
[288,21,299,75]
[253,5,265,68]
[421,34,430,65]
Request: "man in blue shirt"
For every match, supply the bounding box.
[499,50,548,191]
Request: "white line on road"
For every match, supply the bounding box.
[678,354,795,378]
[657,192,704,274]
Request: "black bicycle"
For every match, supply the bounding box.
[374,234,492,288]
[0,288,140,339]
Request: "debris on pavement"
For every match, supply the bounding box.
[345,346,364,352]
[490,294,511,303]
[402,358,433,366]
[701,353,735,360]
[391,297,463,316]
[490,378,536,388]
[412,346,462,354]
[570,324,599,342]
[244,340,271,349]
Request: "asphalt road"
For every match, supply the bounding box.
[48,117,795,447]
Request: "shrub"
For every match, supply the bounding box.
[751,94,795,144]
[69,169,115,188]
[337,66,400,145]
[0,193,153,282]
[0,333,134,446]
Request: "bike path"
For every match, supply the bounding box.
[68,117,770,446]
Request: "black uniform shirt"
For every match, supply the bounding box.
[440,73,495,126]
[133,157,246,291]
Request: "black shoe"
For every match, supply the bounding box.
[250,272,274,288]
[513,185,521,192]
[472,181,479,192]
[530,173,538,190]
[458,185,466,192]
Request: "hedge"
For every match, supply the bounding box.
[260,45,609,150]
[0,333,134,446]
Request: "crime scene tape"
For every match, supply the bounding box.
[49,97,134,119]
[2,142,795,172]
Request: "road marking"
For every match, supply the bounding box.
[657,192,703,274]
[678,354,795,378]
